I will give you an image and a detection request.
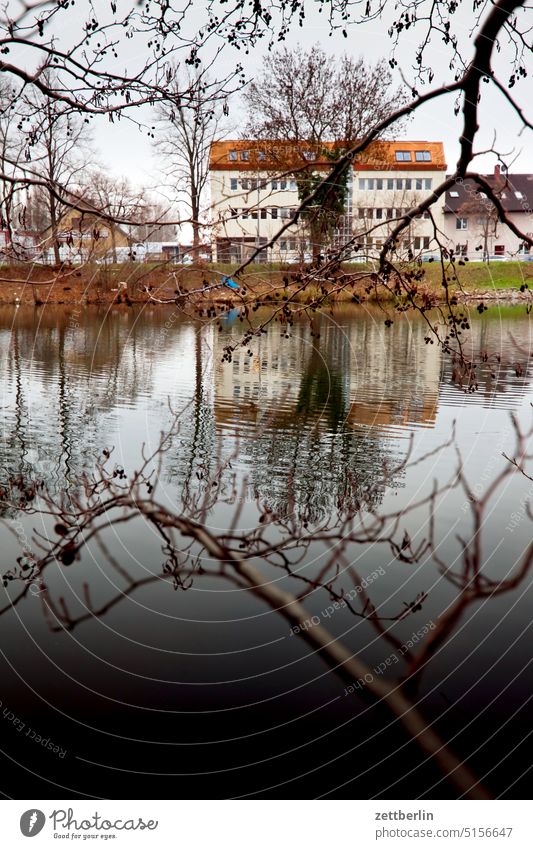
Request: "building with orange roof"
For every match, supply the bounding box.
[209,139,447,263]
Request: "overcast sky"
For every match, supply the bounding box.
[27,1,533,187]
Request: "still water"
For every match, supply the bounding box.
[0,303,531,799]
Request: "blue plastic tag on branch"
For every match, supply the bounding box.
[222,276,240,291]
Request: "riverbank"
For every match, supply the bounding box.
[0,260,532,307]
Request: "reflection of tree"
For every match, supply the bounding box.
[7,413,533,800]
[167,324,216,496]
[0,324,33,518]
[0,306,195,496]
[439,309,532,403]
[296,334,346,425]
[228,318,402,521]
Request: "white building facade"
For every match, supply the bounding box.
[442,168,533,260]
[209,139,447,263]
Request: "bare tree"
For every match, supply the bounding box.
[22,70,94,264]
[0,80,29,260]
[244,44,407,145]
[79,171,145,262]
[154,69,231,256]
[243,45,409,258]
[129,196,177,244]
[456,195,500,263]
[3,409,533,799]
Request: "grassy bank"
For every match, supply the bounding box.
[0,259,531,306]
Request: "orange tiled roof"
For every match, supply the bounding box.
[209,140,446,172]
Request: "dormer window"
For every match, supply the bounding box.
[415,150,431,161]
[229,150,237,161]
[395,151,411,161]
[258,150,266,161]
[303,150,317,161]
[449,191,459,197]
[240,150,249,161]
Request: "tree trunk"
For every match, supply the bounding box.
[111,226,117,263]
[191,188,200,260]
[310,220,323,263]
[49,191,61,265]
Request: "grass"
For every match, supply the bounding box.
[411,260,533,291]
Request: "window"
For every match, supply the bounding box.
[280,240,287,251]
[260,209,267,219]
[289,238,297,251]
[424,179,432,190]
[387,179,394,190]
[456,244,468,256]
[423,237,430,250]
[415,179,423,190]
[494,244,505,255]
[366,208,373,219]
[415,150,431,161]
[229,150,237,161]
[258,150,266,161]
[375,208,383,219]
[367,178,375,190]
[376,179,383,190]
[241,209,249,219]
[303,150,316,161]
[358,208,366,219]
[449,191,459,198]
[289,179,297,190]
[358,179,366,190]
[280,179,287,190]
[251,210,258,219]
[386,208,393,219]
[271,208,278,219]
[395,151,412,161]
[515,191,524,199]
[271,180,278,190]
[240,150,249,161]
[241,179,250,191]
[404,179,412,190]
[456,217,468,230]
[250,179,258,191]
[414,236,430,250]
[230,178,238,191]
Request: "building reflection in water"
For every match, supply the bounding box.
[0,304,531,524]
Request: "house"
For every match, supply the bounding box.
[0,229,40,261]
[208,139,447,263]
[442,167,533,259]
[42,203,130,263]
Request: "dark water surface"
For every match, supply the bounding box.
[0,303,532,799]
